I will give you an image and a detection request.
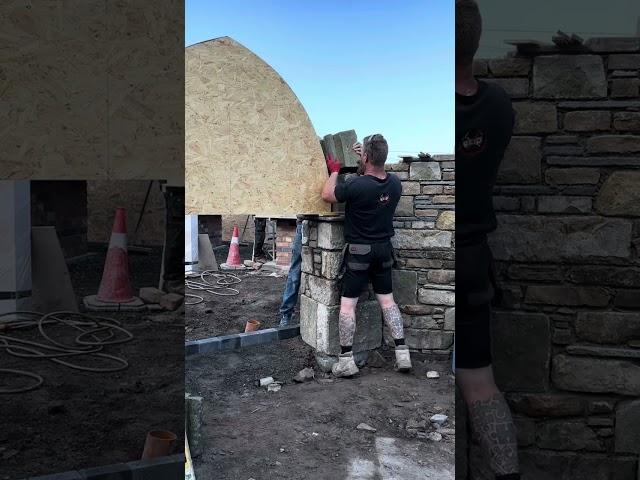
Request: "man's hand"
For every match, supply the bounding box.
[325,153,341,174]
[352,142,363,158]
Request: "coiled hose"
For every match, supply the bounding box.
[0,311,133,394]
[184,270,242,305]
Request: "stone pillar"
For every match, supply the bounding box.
[0,181,32,314]
[299,216,382,371]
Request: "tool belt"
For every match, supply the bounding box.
[337,241,396,281]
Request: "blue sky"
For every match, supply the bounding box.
[186,0,454,158]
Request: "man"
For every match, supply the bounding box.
[455,1,520,479]
[277,218,303,327]
[321,134,411,377]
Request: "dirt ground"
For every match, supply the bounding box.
[185,273,455,479]
[186,243,296,340]
[0,247,183,479]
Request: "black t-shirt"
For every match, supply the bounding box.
[334,173,402,244]
[456,80,514,246]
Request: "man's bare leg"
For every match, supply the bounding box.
[376,293,412,371]
[332,296,360,377]
[457,366,519,478]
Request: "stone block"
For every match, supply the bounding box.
[306,275,340,306]
[595,171,640,216]
[299,294,317,348]
[537,196,592,214]
[492,311,550,392]
[533,55,607,99]
[564,111,610,131]
[395,195,414,217]
[484,78,529,98]
[488,57,532,76]
[406,329,453,350]
[418,288,454,306]
[508,394,585,417]
[615,400,640,454]
[301,246,313,274]
[159,293,183,311]
[611,78,640,98]
[401,181,421,195]
[427,269,455,284]
[513,102,557,133]
[409,162,441,181]
[614,289,640,308]
[613,112,640,131]
[545,168,600,185]
[587,135,640,153]
[391,229,451,249]
[406,315,439,329]
[494,196,520,211]
[322,134,338,163]
[536,421,603,451]
[585,37,640,52]
[568,266,640,287]
[519,450,613,480]
[575,312,640,344]
[392,269,417,305]
[139,287,164,304]
[515,417,536,447]
[317,221,344,250]
[552,354,640,395]
[320,250,343,280]
[444,308,455,330]
[497,136,541,184]
[432,195,454,204]
[489,215,632,261]
[546,156,640,167]
[608,54,640,70]
[332,129,359,168]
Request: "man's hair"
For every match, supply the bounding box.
[364,134,388,167]
[455,0,482,65]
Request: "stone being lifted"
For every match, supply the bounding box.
[185,37,331,216]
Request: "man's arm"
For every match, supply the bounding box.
[321,172,339,203]
[321,154,342,203]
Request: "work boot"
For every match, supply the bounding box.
[331,352,360,377]
[279,314,291,327]
[394,345,412,372]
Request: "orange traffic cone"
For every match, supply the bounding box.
[83,208,145,311]
[220,224,245,270]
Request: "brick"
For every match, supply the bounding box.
[533,55,607,99]
[545,168,600,185]
[595,171,640,216]
[513,102,557,133]
[563,111,610,131]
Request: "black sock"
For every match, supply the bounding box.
[496,474,520,480]
[394,338,405,346]
[341,345,352,354]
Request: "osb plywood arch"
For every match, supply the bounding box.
[186,37,330,216]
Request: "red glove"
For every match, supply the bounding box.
[325,153,341,174]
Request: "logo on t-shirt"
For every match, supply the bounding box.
[379,193,390,205]
[459,129,487,156]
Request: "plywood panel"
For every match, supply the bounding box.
[185,37,330,216]
[0,0,183,181]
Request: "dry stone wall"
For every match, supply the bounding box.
[464,37,640,480]
[298,154,456,365]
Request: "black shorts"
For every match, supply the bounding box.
[455,240,495,369]
[341,241,394,298]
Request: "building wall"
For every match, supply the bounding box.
[460,38,640,480]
